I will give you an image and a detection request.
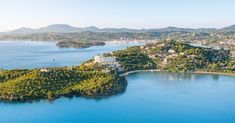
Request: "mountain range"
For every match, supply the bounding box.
[1,24,235,34]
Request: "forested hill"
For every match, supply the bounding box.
[152,41,233,72]
[107,40,235,73]
[0,65,127,101]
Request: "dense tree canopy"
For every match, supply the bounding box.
[107,46,157,72]
[0,66,126,101]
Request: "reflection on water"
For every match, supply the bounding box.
[0,90,126,105]
[157,72,220,81]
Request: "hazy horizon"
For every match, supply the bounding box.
[2,23,235,32]
[0,0,235,31]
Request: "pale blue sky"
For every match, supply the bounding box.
[0,0,235,31]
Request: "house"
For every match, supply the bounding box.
[180,52,185,55]
[162,58,168,64]
[94,55,116,64]
[148,54,156,59]
[168,49,176,53]
[101,68,111,73]
[231,51,235,57]
[157,43,165,47]
[187,55,196,58]
[145,47,149,50]
[40,68,49,72]
[171,54,179,57]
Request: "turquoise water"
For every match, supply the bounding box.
[1,41,235,123]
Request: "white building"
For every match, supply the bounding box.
[94,55,123,71]
[231,51,235,57]
[40,68,49,72]
[180,52,185,55]
[94,55,116,64]
[162,58,168,64]
[168,49,176,53]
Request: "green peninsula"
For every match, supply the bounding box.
[0,64,126,101]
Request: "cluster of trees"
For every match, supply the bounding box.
[148,41,234,72]
[0,69,30,82]
[107,46,157,72]
[56,41,105,48]
[0,66,127,101]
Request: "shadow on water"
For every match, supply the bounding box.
[0,88,127,105]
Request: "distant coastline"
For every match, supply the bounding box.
[192,71,235,76]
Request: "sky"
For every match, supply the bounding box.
[0,0,235,31]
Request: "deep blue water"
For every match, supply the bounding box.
[0,41,235,123]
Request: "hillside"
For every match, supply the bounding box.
[108,40,235,73]
[221,25,235,31]
[0,65,127,101]
[142,41,235,72]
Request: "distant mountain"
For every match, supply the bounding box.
[38,24,78,33]
[81,26,99,32]
[6,24,79,34]
[221,25,235,31]
[7,27,35,34]
[99,28,137,33]
[2,24,235,34]
[195,28,217,32]
[150,26,194,32]
[4,24,138,34]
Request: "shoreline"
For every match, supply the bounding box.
[120,69,160,76]
[120,69,235,77]
[192,71,235,76]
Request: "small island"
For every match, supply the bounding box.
[0,40,235,102]
[56,41,105,48]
